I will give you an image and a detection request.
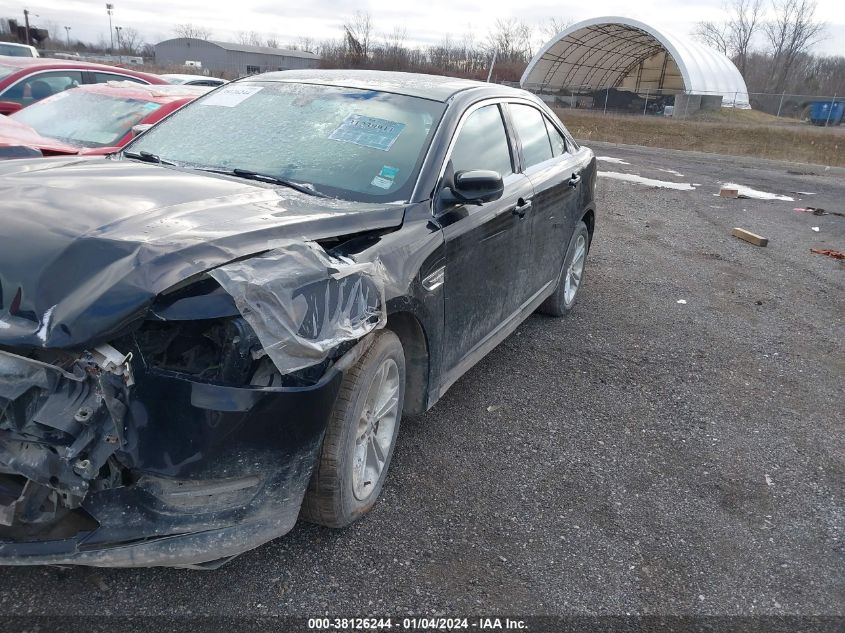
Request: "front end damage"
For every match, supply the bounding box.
[0,241,386,568]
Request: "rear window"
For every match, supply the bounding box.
[0,44,34,57]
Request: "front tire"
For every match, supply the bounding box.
[539,221,590,317]
[302,330,405,528]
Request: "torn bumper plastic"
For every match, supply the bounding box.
[0,351,343,568]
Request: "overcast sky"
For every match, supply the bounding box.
[6,0,844,56]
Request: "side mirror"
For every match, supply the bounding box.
[0,101,23,115]
[131,123,153,137]
[446,169,504,206]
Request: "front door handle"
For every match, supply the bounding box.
[512,198,532,218]
[569,173,582,188]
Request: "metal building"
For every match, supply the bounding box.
[521,17,750,108]
[154,38,320,78]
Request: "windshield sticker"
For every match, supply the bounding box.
[371,176,393,189]
[371,165,399,190]
[201,85,263,107]
[379,165,400,180]
[329,114,406,151]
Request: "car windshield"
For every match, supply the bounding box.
[126,81,446,203]
[11,90,161,148]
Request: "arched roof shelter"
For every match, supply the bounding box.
[521,17,750,107]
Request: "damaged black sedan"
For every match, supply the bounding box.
[0,70,596,568]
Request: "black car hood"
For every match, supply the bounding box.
[0,157,407,349]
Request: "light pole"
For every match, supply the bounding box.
[23,9,32,45]
[64,26,72,49]
[115,26,123,63]
[105,4,114,54]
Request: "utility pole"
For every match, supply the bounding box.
[64,26,72,49]
[486,49,498,83]
[23,9,31,45]
[106,4,114,53]
[115,26,123,63]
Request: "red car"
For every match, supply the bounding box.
[0,57,167,115]
[0,82,212,158]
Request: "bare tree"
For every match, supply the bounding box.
[765,0,826,91]
[538,17,571,40]
[695,21,730,54]
[694,0,764,73]
[119,26,142,55]
[173,24,212,40]
[265,36,280,48]
[729,0,764,74]
[297,36,316,53]
[237,30,263,46]
[343,10,373,61]
[516,20,535,59]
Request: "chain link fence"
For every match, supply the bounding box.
[517,84,844,126]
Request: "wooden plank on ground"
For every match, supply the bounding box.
[732,227,768,247]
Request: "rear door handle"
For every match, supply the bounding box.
[512,198,532,218]
[569,173,582,188]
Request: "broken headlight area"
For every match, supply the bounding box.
[130,315,344,389]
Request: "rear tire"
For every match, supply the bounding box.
[302,330,406,528]
[539,221,590,317]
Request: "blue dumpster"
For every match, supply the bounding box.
[809,100,844,126]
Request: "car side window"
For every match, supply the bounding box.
[450,104,513,177]
[0,71,83,104]
[509,103,554,168]
[545,117,568,156]
[93,72,147,84]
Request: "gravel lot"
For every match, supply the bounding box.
[1,144,842,619]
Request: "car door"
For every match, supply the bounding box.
[437,102,534,380]
[506,102,585,294]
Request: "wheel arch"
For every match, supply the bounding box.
[384,311,430,416]
[581,206,596,245]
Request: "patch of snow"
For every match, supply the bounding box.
[0,319,9,329]
[36,305,57,343]
[599,171,696,191]
[657,168,685,177]
[722,183,794,201]
[811,226,820,232]
[676,299,687,305]
[597,156,631,165]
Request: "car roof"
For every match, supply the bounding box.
[251,69,529,102]
[73,81,213,102]
[0,57,164,79]
[160,73,224,82]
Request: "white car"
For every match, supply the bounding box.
[0,42,39,58]
[159,73,226,87]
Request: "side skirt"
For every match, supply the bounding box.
[435,279,555,401]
